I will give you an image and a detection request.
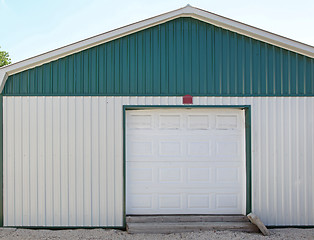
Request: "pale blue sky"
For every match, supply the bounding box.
[1,0,314,63]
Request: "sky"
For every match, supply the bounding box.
[1,0,314,63]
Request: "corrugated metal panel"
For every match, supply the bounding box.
[3,96,314,226]
[3,18,313,96]
[3,97,123,227]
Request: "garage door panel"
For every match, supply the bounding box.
[215,115,239,129]
[128,187,243,195]
[216,167,240,182]
[188,167,213,182]
[159,114,182,129]
[127,166,244,186]
[158,194,182,209]
[159,140,183,156]
[216,141,239,156]
[126,108,246,215]
[187,114,211,129]
[187,141,212,156]
[187,194,211,208]
[128,168,153,182]
[129,194,153,209]
[127,161,243,168]
[127,162,243,182]
[128,141,153,156]
[127,114,153,129]
[127,193,244,214]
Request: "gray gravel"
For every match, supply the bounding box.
[0,228,313,240]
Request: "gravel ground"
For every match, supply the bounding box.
[0,228,313,240]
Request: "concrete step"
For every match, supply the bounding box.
[127,221,259,234]
[126,215,259,234]
[126,215,250,223]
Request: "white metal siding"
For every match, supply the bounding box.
[3,97,124,227]
[3,96,314,226]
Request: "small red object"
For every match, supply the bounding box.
[183,95,193,104]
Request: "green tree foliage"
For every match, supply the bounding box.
[0,46,11,67]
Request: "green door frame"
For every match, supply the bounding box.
[122,105,252,229]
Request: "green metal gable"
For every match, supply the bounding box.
[3,17,314,96]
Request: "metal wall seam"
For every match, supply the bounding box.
[2,96,314,226]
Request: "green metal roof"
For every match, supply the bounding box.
[2,17,313,96]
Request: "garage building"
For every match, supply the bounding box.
[0,5,313,227]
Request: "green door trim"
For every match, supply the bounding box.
[122,105,252,228]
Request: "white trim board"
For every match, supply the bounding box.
[0,5,313,92]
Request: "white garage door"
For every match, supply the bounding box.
[126,108,246,215]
